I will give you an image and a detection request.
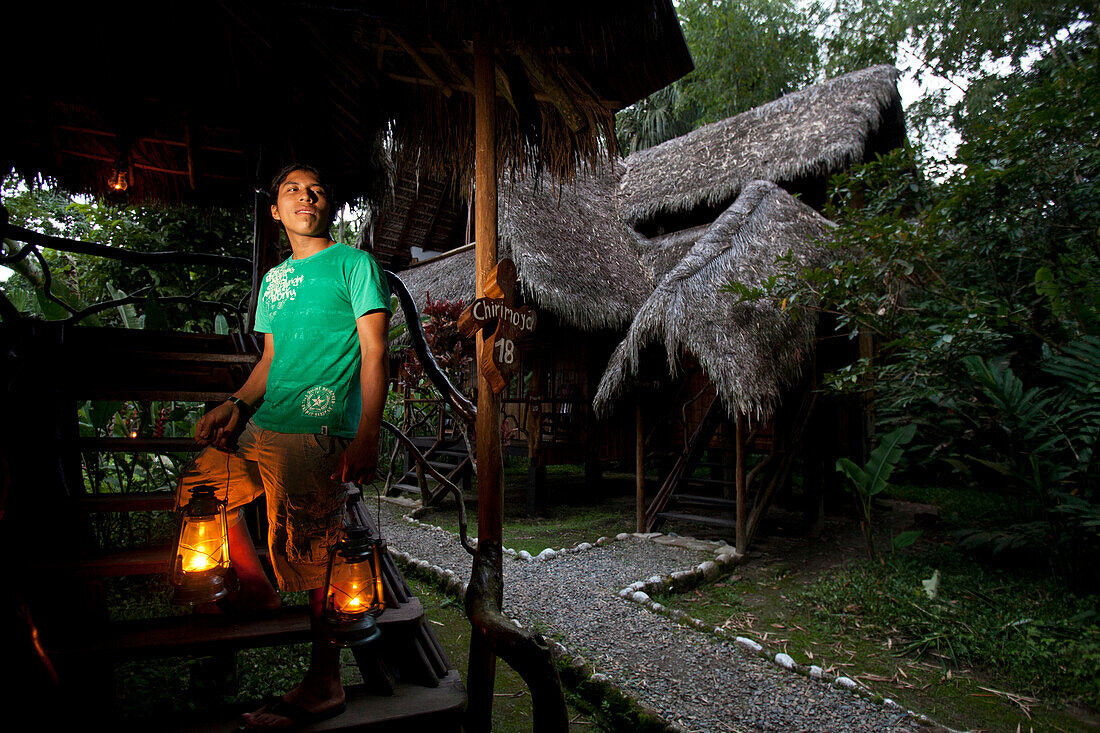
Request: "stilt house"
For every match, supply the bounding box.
[386,65,906,546]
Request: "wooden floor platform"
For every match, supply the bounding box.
[51,600,424,661]
[129,670,466,733]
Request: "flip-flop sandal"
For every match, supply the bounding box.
[237,696,347,731]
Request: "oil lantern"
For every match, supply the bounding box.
[323,524,385,647]
[169,484,231,605]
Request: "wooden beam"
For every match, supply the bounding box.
[389,29,452,97]
[515,47,587,133]
[494,64,517,113]
[473,36,501,591]
[430,39,472,88]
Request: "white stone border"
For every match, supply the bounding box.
[387,544,688,733]
[391,512,957,733]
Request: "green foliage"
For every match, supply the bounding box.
[615,0,821,152]
[805,551,1100,709]
[1,178,251,331]
[837,424,917,560]
[677,0,821,125]
[615,83,694,154]
[944,346,1100,582]
[735,37,1100,586]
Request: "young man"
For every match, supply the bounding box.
[178,164,390,730]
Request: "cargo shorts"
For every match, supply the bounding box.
[176,420,350,592]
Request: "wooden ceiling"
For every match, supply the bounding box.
[4,1,692,213]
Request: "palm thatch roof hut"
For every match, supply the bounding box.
[500,162,651,331]
[386,64,904,545]
[594,180,834,421]
[620,64,904,231]
[393,162,651,333]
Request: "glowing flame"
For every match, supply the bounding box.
[184,545,216,572]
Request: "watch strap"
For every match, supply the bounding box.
[226,396,253,415]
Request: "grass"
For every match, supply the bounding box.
[408,575,604,731]
[651,497,1100,733]
[416,461,639,555]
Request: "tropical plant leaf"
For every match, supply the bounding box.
[893,530,922,550]
[859,424,917,497]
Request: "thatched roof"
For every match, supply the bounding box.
[6,1,691,209]
[618,65,903,227]
[392,245,477,318]
[391,163,651,333]
[594,180,835,421]
[500,162,651,331]
[634,223,710,282]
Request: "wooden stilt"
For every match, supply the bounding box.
[636,401,645,533]
[735,410,746,555]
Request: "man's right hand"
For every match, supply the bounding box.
[195,401,243,451]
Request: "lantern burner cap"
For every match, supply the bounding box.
[325,611,381,647]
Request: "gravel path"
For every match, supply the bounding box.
[377,502,926,733]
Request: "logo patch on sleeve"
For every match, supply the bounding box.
[301,385,337,417]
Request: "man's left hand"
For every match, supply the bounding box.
[333,437,379,485]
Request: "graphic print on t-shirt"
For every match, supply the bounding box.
[262,263,304,313]
[301,385,336,417]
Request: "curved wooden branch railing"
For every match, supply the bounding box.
[465,544,568,732]
[4,222,252,269]
[386,268,567,729]
[0,210,250,326]
[384,271,477,425]
[380,418,475,556]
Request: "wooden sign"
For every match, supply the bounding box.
[458,258,537,394]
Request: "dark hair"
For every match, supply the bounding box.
[268,163,337,225]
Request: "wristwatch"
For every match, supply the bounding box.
[226,396,253,416]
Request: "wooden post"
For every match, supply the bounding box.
[466,34,501,733]
[735,410,746,555]
[636,401,645,532]
[246,181,280,333]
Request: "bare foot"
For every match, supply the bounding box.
[239,681,346,730]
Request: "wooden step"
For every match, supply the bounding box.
[136,669,465,733]
[77,491,176,513]
[50,598,425,661]
[389,483,425,495]
[430,449,469,458]
[656,510,738,530]
[670,494,738,510]
[55,544,269,578]
[60,546,173,578]
[680,476,736,488]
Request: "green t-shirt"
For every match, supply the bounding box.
[252,243,390,438]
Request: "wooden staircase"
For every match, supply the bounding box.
[386,394,472,506]
[5,324,465,730]
[644,378,816,553]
